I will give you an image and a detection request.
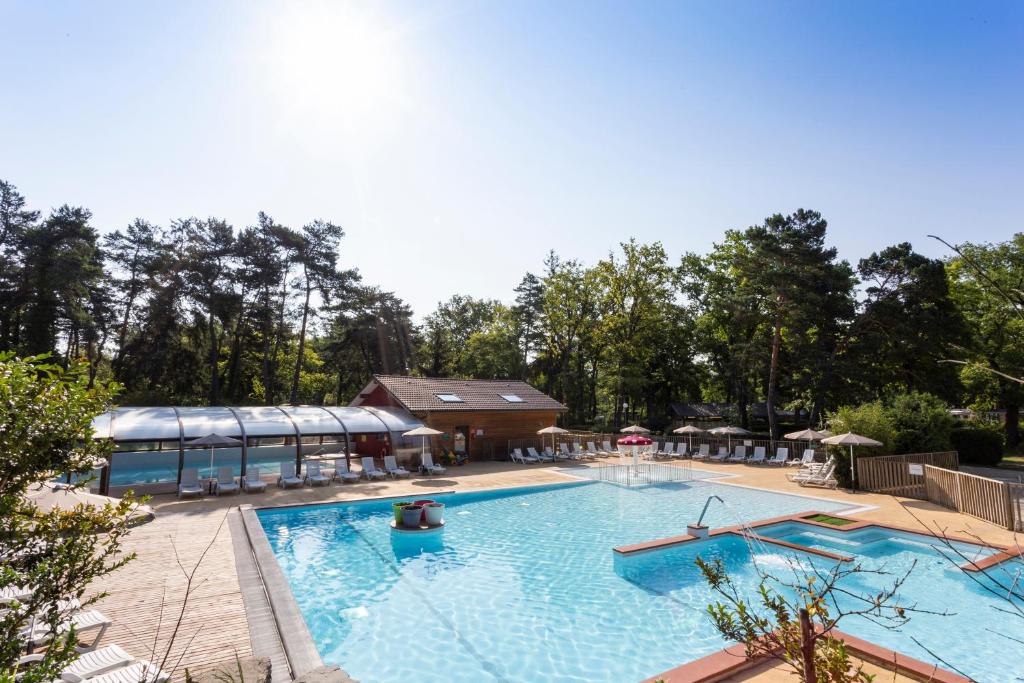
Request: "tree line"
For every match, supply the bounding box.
[1,179,1020,444]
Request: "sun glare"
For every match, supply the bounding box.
[263,3,410,135]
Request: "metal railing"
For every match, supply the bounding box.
[571,461,693,487]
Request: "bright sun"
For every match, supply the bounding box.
[263,2,410,135]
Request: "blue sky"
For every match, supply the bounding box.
[2,0,1022,317]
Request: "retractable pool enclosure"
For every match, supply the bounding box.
[87,405,425,495]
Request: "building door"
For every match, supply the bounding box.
[453,426,470,456]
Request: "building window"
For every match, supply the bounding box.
[500,394,524,403]
[435,394,464,403]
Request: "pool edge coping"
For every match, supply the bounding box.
[641,626,971,683]
[236,504,331,680]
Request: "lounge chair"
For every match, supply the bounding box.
[242,466,267,492]
[691,443,711,460]
[420,452,446,475]
[0,584,32,605]
[333,459,360,483]
[511,448,535,464]
[788,457,833,482]
[747,446,766,464]
[384,455,410,478]
[572,443,593,460]
[710,446,729,462]
[586,442,604,458]
[655,442,675,459]
[674,443,689,459]
[798,461,838,489]
[788,449,816,467]
[727,445,748,462]
[361,456,388,480]
[277,462,303,488]
[304,461,331,486]
[84,660,169,683]
[558,443,575,461]
[767,447,788,466]
[528,448,552,464]
[213,466,239,495]
[19,643,137,682]
[602,440,616,456]
[177,468,203,498]
[22,608,112,652]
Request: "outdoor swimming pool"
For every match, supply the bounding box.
[623,520,1024,682]
[257,479,851,682]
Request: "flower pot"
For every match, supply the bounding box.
[392,501,412,525]
[424,502,444,526]
[401,505,423,528]
[414,500,435,524]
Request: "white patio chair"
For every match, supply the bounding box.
[692,443,711,460]
[277,462,303,488]
[361,456,388,480]
[214,466,239,495]
[333,459,360,483]
[767,447,788,466]
[304,461,331,486]
[242,466,267,492]
[747,446,766,464]
[420,452,446,475]
[710,446,729,462]
[178,468,203,498]
[727,445,747,462]
[384,455,411,479]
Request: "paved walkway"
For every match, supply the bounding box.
[88,459,1021,680]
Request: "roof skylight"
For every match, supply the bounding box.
[500,394,524,403]
[435,393,464,403]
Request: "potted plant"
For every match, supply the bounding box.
[414,499,434,524]
[400,504,423,528]
[392,501,411,524]
[424,502,445,526]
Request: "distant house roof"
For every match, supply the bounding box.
[352,375,568,413]
[669,402,725,420]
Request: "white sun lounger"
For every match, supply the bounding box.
[586,442,604,458]
[747,446,766,464]
[20,643,134,682]
[83,660,169,683]
[22,608,112,652]
[767,447,788,466]
[788,457,833,482]
[304,461,331,486]
[710,446,729,462]
[511,448,535,464]
[788,449,816,467]
[420,452,446,475]
[727,446,747,462]
[177,468,203,498]
[655,442,675,459]
[277,462,303,488]
[691,443,711,460]
[602,440,615,456]
[674,443,689,459]
[798,461,838,489]
[242,466,267,492]
[572,443,592,460]
[213,466,239,495]
[361,456,387,480]
[383,455,410,478]
[333,459,361,483]
[558,443,575,460]
[529,446,553,463]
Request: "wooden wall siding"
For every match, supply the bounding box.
[856,452,959,499]
[417,410,561,459]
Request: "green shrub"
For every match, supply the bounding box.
[950,427,1003,466]
[886,392,955,454]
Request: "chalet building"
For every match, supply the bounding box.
[351,375,567,460]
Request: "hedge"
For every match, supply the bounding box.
[950,427,1003,467]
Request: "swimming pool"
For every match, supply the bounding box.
[256,479,851,682]
[622,520,1024,682]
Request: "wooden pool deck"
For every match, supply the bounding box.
[86,459,1022,681]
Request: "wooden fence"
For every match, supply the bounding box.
[923,465,1019,531]
[855,452,959,499]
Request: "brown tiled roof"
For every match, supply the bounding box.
[370,375,568,413]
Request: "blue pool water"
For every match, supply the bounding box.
[257,479,851,682]
[626,521,1024,682]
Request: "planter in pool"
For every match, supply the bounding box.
[401,505,424,528]
[414,500,435,524]
[392,501,412,524]
[424,502,445,526]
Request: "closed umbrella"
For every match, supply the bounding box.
[673,424,705,450]
[784,428,830,442]
[186,434,242,487]
[821,432,882,488]
[537,425,569,456]
[403,426,444,459]
[620,425,650,434]
[708,425,750,450]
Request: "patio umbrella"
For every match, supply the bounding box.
[783,428,830,442]
[673,424,705,449]
[617,434,653,465]
[537,425,569,455]
[821,432,882,488]
[620,424,650,434]
[403,426,444,459]
[708,425,751,449]
[186,433,242,480]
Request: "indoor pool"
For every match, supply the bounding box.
[625,520,1024,682]
[257,479,850,682]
